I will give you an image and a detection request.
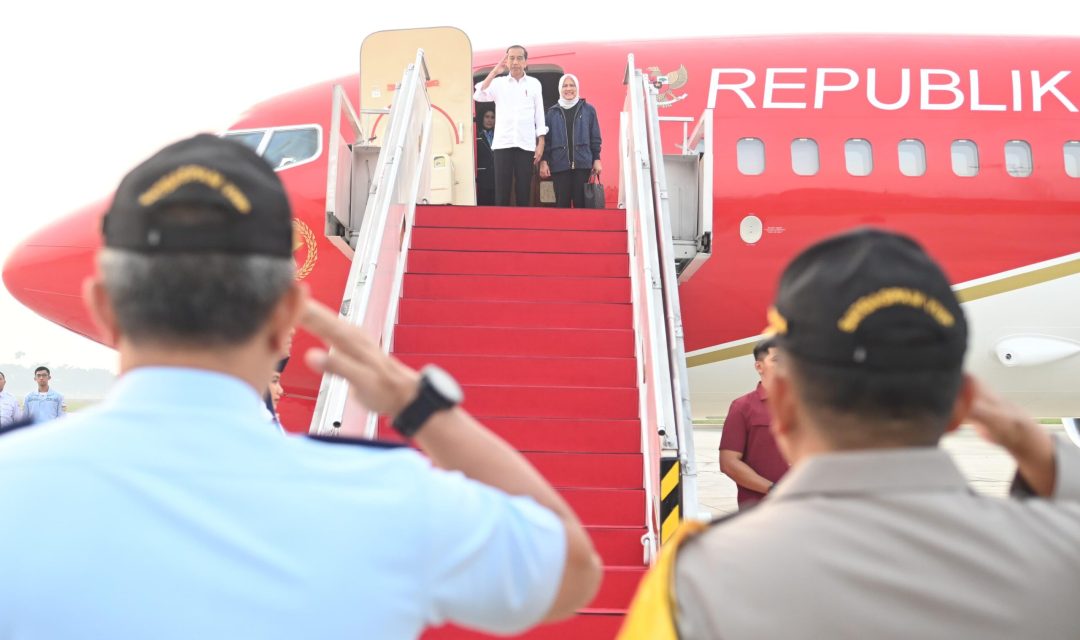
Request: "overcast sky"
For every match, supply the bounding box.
[1,0,1076,372]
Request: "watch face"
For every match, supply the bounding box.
[424,365,464,405]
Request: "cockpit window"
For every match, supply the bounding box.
[220,125,322,171]
[223,131,265,151]
[263,128,320,170]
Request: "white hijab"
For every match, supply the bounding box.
[558,74,581,109]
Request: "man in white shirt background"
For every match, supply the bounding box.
[0,372,21,428]
[473,45,547,207]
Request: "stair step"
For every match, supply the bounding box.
[523,452,643,489]
[398,299,631,329]
[407,250,628,278]
[561,488,646,527]
[589,566,648,610]
[368,439,643,489]
[415,206,625,231]
[589,526,649,566]
[398,354,636,388]
[403,274,629,304]
[481,417,640,453]
[394,326,634,358]
[358,433,643,518]
[411,227,626,254]
[464,386,638,421]
[377,415,640,454]
[424,611,625,640]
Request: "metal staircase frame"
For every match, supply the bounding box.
[621,55,708,561]
[310,49,434,437]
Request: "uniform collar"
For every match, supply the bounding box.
[508,72,530,83]
[102,367,266,417]
[771,447,970,500]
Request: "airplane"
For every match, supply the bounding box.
[5,30,1080,639]
[5,32,1080,435]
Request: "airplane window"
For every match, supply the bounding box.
[951,140,979,177]
[263,128,320,170]
[845,139,873,176]
[1004,141,1033,178]
[898,139,926,177]
[737,138,765,175]
[791,138,819,176]
[223,131,265,151]
[1064,142,1080,178]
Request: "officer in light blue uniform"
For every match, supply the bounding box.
[23,366,64,422]
[0,135,601,639]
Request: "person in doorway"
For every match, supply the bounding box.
[473,45,547,207]
[718,338,790,509]
[539,74,602,208]
[475,107,496,206]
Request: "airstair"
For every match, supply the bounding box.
[309,28,713,639]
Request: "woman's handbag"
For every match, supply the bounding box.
[583,173,605,209]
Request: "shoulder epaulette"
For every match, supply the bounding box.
[0,417,36,437]
[306,434,406,449]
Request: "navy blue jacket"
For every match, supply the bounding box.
[542,100,601,174]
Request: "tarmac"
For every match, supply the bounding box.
[691,422,1067,518]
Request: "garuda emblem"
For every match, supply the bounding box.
[646,64,689,107]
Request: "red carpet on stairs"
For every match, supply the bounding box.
[384,205,646,639]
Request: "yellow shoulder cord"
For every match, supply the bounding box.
[616,520,708,640]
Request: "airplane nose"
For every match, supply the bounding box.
[2,198,108,343]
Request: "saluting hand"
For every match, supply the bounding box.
[492,56,508,76]
[300,300,420,418]
[965,375,1056,496]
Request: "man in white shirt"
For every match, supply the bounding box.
[473,45,547,207]
[0,372,21,428]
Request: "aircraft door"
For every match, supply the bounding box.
[360,27,475,205]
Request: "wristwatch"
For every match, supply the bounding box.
[391,365,464,438]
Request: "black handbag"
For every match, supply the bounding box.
[583,173,605,209]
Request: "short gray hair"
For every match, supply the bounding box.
[99,248,295,347]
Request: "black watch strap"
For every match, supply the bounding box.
[391,365,461,438]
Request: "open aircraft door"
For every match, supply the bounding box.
[361,27,475,205]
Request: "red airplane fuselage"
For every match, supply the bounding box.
[6,34,1080,426]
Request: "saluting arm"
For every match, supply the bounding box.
[966,376,1058,497]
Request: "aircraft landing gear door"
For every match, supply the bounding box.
[361,27,475,205]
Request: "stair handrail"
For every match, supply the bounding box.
[621,54,675,564]
[310,49,433,436]
[640,77,701,524]
[622,55,707,560]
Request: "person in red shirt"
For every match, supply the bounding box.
[719,338,791,508]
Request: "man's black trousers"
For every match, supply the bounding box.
[494,147,534,207]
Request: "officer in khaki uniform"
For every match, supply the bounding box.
[622,228,1080,640]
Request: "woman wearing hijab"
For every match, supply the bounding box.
[539,74,602,208]
[475,107,496,205]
